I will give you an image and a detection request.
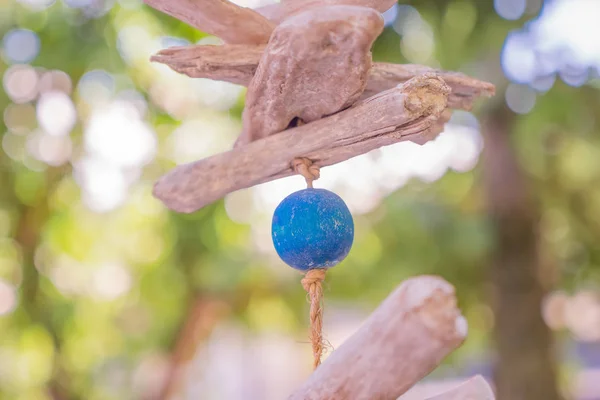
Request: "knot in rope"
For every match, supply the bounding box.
[293,157,320,188]
[301,268,326,292]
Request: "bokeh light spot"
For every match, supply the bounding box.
[501,31,536,84]
[91,263,132,300]
[74,156,128,212]
[84,101,157,168]
[0,280,17,316]
[2,29,40,64]
[17,0,56,11]
[38,70,73,95]
[37,91,77,136]
[77,69,115,106]
[3,65,39,103]
[382,4,398,27]
[494,0,526,20]
[505,83,536,114]
[27,130,73,166]
[4,103,37,135]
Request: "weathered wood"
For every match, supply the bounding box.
[399,376,495,400]
[151,44,495,110]
[152,44,264,86]
[310,108,452,169]
[363,63,494,110]
[153,74,449,213]
[238,6,383,147]
[287,275,468,400]
[143,0,274,45]
[426,376,495,400]
[255,0,397,24]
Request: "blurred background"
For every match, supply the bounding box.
[1,0,600,399]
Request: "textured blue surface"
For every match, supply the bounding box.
[272,188,354,271]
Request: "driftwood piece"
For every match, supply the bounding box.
[151,44,495,110]
[399,376,495,400]
[143,0,274,45]
[153,74,449,213]
[256,0,397,24]
[426,376,495,400]
[152,44,264,86]
[238,6,383,147]
[287,275,468,400]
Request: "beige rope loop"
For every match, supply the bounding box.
[300,268,326,369]
[292,157,320,188]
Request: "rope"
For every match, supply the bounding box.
[293,157,325,369]
[292,157,320,188]
[301,268,326,369]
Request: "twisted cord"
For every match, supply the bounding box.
[301,268,327,369]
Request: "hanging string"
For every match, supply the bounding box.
[293,157,325,369]
[301,269,326,369]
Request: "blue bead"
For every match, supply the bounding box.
[272,188,354,271]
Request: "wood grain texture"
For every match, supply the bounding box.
[238,6,383,147]
[152,44,265,86]
[153,74,448,213]
[143,0,274,45]
[255,0,397,24]
[151,44,495,110]
[287,275,468,400]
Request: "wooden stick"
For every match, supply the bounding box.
[255,0,397,24]
[143,0,274,45]
[153,74,449,213]
[151,44,495,110]
[239,6,383,147]
[363,63,493,109]
[426,376,495,400]
[398,376,495,400]
[152,44,264,86]
[287,275,468,400]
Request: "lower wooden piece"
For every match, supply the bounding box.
[426,376,495,400]
[287,276,469,400]
[400,376,495,400]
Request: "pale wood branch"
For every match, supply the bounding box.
[150,44,495,110]
[287,275,468,400]
[255,0,396,24]
[153,74,449,213]
[363,63,494,110]
[143,0,274,45]
[238,6,383,147]
[399,376,495,400]
[152,44,264,86]
[426,376,495,400]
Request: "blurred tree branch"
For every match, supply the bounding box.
[159,296,231,400]
[13,165,72,399]
[481,103,562,400]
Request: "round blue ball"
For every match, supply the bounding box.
[271,188,354,271]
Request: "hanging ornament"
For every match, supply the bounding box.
[272,158,354,368]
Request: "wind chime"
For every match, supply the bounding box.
[145,0,498,397]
